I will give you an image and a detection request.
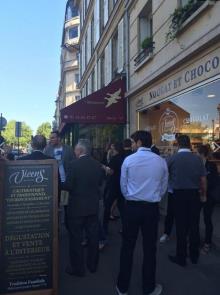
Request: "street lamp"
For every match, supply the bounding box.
[217,104,220,140]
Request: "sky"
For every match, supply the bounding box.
[0,0,67,133]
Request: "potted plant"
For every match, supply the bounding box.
[141,37,154,51]
[166,0,217,41]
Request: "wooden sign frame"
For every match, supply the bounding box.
[0,160,58,295]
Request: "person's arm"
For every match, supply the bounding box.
[63,161,75,192]
[120,160,128,198]
[161,160,169,197]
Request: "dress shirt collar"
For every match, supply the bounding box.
[79,154,87,158]
[137,147,151,152]
[32,150,44,153]
[178,148,191,153]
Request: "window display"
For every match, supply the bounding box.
[139,79,220,157]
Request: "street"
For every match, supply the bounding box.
[59,206,220,295]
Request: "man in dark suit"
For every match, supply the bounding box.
[65,139,103,277]
[19,135,54,160]
[19,135,61,196]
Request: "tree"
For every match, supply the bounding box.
[36,122,52,139]
[2,120,33,147]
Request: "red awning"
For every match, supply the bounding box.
[61,78,126,124]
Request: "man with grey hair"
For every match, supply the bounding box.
[19,135,53,160]
[65,139,103,277]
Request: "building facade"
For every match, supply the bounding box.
[76,0,126,97]
[59,0,127,154]
[127,0,220,157]
[54,0,80,129]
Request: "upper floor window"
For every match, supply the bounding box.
[66,1,79,21]
[139,0,153,50]
[69,26,79,39]
[134,1,154,67]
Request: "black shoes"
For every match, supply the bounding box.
[168,255,186,267]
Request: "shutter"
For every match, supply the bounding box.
[117,18,124,73]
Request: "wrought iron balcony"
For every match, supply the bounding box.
[134,45,154,67]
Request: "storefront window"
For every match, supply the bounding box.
[63,124,124,161]
[139,79,220,157]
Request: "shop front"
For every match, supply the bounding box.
[60,78,126,160]
[132,45,220,159]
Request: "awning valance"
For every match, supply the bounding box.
[61,78,126,124]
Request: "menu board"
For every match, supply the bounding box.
[0,160,58,295]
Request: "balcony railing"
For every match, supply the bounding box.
[134,46,154,67]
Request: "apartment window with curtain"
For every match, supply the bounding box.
[139,0,153,50]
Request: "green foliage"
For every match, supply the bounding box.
[141,37,154,50]
[166,0,216,42]
[2,120,33,147]
[36,122,52,139]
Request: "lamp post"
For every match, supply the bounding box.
[217,104,220,140]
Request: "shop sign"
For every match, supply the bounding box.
[159,108,179,142]
[0,160,58,295]
[136,48,220,110]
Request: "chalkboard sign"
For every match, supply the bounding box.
[0,160,58,295]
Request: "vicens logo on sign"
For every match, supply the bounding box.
[9,169,48,185]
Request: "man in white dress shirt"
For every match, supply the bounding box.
[116,131,168,295]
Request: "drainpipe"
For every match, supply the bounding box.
[125,0,130,138]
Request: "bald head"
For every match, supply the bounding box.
[31,135,47,151]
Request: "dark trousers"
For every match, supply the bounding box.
[103,189,125,234]
[68,214,99,275]
[173,189,200,264]
[164,193,175,235]
[202,197,215,244]
[117,201,159,294]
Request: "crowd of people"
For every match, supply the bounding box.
[1,130,220,295]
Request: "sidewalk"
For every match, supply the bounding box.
[59,206,220,295]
